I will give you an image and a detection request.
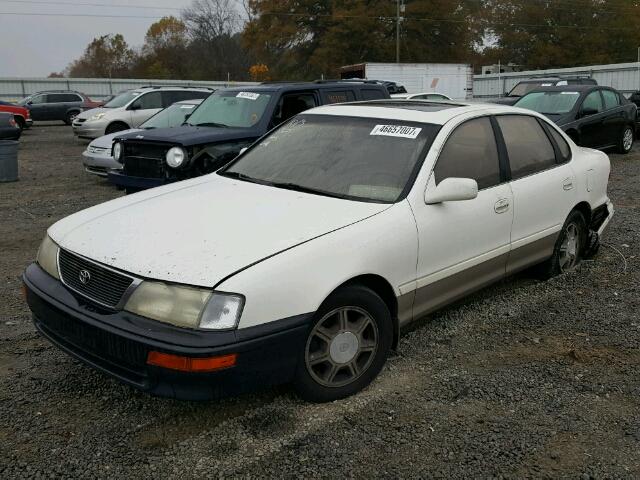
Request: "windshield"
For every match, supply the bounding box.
[508,81,555,97]
[220,115,439,203]
[104,90,141,108]
[141,102,198,129]
[515,91,580,114]
[186,90,271,128]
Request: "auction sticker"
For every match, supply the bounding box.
[370,124,422,139]
[237,92,260,100]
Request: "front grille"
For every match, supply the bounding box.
[123,141,169,179]
[59,249,134,309]
[88,145,108,154]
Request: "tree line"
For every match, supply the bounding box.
[54,0,640,81]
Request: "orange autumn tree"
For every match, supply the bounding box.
[249,63,270,81]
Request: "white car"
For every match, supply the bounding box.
[25,101,613,402]
[72,87,212,139]
[82,99,203,177]
[391,92,452,101]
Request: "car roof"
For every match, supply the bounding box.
[303,100,540,125]
[130,86,213,93]
[525,85,604,94]
[219,81,387,94]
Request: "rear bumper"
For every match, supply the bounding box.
[107,170,170,190]
[591,199,614,237]
[23,263,311,400]
[25,118,33,128]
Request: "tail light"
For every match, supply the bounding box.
[9,117,16,127]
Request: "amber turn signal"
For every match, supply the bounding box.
[146,351,237,372]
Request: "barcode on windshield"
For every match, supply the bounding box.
[370,124,422,139]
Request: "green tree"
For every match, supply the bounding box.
[67,34,136,78]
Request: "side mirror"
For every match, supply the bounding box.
[129,103,141,111]
[580,107,598,118]
[425,177,478,204]
[27,101,33,106]
[239,147,248,155]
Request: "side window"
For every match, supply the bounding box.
[131,91,163,110]
[497,115,556,179]
[46,93,66,103]
[323,90,356,104]
[434,117,501,190]
[271,93,317,126]
[360,89,385,100]
[544,123,571,163]
[602,90,619,110]
[28,94,47,104]
[581,91,603,114]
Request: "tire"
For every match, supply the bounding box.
[64,111,79,125]
[616,125,634,154]
[105,122,128,135]
[294,284,393,402]
[537,210,588,279]
[14,116,25,130]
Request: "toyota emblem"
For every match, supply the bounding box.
[79,269,91,285]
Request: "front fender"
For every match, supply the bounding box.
[217,201,419,329]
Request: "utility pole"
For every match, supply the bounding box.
[637,46,639,90]
[396,0,404,63]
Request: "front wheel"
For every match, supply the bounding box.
[64,111,79,125]
[294,285,392,402]
[617,125,634,154]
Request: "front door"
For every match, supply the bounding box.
[411,116,513,318]
[128,91,163,127]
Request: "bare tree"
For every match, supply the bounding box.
[182,0,242,42]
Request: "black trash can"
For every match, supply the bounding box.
[0,140,18,182]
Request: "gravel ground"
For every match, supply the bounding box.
[0,123,639,479]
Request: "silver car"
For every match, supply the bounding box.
[82,99,203,177]
[73,86,212,139]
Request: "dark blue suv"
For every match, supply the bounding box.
[108,81,389,192]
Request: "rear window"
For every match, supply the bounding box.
[602,90,619,110]
[324,90,356,104]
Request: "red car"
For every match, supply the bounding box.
[0,102,32,130]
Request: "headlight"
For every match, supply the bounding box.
[89,113,106,121]
[124,281,243,330]
[36,234,60,279]
[165,147,186,168]
[113,142,122,162]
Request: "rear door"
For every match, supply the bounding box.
[576,90,605,148]
[46,93,69,119]
[496,114,577,273]
[600,88,626,148]
[319,89,356,105]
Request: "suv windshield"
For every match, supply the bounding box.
[220,115,439,203]
[104,91,142,108]
[141,102,198,129]
[186,90,271,128]
[515,91,580,114]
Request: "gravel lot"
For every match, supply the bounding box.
[1,122,639,479]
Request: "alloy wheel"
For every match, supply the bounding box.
[559,222,580,272]
[305,306,379,388]
[623,128,633,152]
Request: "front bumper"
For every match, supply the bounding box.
[82,150,122,177]
[72,120,107,139]
[107,170,171,190]
[23,263,311,400]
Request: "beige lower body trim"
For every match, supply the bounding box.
[397,232,560,327]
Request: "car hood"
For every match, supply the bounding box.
[489,97,520,106]
[116,125,261,146]
[76,107,119,120]
[89,129,142,149]
[48,175,389,287]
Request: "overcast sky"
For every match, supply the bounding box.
[0,0,196,77]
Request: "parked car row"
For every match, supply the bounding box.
[25,96,615,402]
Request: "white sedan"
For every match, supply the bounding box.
[25,102,613,402]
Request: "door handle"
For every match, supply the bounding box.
[563,178,574,190]
[494,198,510,214]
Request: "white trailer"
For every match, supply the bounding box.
[340,62,474,100]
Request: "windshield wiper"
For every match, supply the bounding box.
[265,181,347,199]
[192,122,229,128]
[218,171,266,185]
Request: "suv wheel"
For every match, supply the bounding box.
[65,111,79,125]
[294,285,392,402]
